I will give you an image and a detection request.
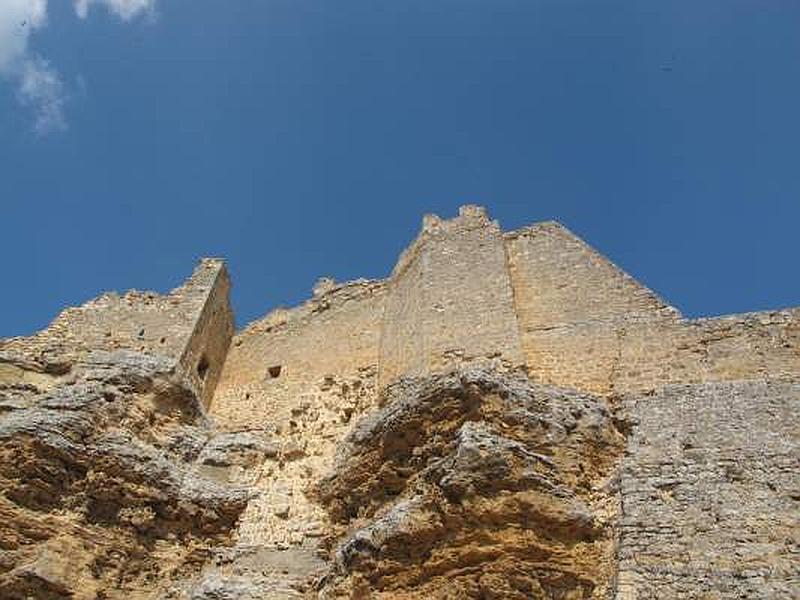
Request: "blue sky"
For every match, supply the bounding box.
[1,1,798,336]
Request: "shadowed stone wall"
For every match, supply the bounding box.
[176,260,235,408]
[617,380,799,599]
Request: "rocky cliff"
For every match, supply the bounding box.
[0,350,248,598]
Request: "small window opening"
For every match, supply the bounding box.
[197,355,210,381]
[268,365,282,379]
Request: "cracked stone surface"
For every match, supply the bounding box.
[0,350,253,599]
[314,368,625,599]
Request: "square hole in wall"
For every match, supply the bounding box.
[267,365,282,379]
[197,355,210,381]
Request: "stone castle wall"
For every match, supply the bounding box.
[176,261,235,408]
[612,308,800,394]
[378,205,524,387]
[4,207,793,417]
[502,222,799,395]
[0,258,233,408]
[504,221,680,394]
[208,279,386,546]
[617,380,799,598]
[211,279,386,431]
[204,208,799,415]
[200,207,799,582]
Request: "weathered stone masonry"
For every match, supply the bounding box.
[1,206,797,599]
[0,258,233,408]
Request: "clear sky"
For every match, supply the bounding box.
[1,1,798,337]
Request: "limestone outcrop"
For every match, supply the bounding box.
[0,350,249,599]
[315,368,624,599]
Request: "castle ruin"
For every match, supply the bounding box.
[0,206,797,598]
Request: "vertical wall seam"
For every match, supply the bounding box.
[502,235,528,373]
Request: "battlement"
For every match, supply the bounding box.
[393,204,495,278]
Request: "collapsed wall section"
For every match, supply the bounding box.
[0,258,234,407]
[209,280,386,547]
[378,206,524,387]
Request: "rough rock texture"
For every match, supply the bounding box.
[315,368,624,599]
[2,206,798,599]
[0,350,249,599]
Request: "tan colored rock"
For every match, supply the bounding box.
[314,368,624,598]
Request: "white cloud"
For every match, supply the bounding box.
[0,1,47,74]
[0,0,65,134]
[74,0,156,21]
[17,56,66,134]
[0,0,155,134]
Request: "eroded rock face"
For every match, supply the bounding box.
[1,351,624,599]
[315,368,625,599]
[0,350,250,599]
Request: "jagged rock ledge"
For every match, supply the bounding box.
[313,367,625,599]
[0,350,251,600]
